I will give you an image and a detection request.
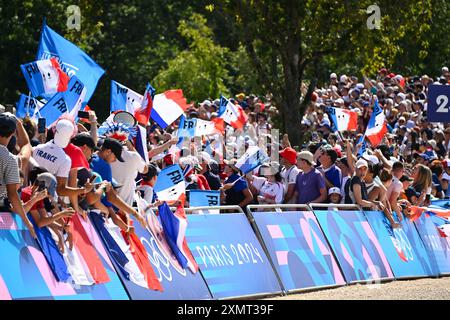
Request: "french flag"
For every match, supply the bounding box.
[326,107,358,132]
[424,211,450,237]
[158,202,199,273]
[134,125,149,164]
[135,83,155,126]
[177,115,225,137]
[21,58,69,98]
[364,99,387,147]
[218,96,248,130]
[110,80,143,114]
[150,90,188,129]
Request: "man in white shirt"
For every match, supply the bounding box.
[111,140,148,206]
[279,147,300,203]
[32,119,92,199]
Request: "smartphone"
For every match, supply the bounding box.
[78,110,90,119]
[38,181,46,192]
[38,118,46,134]
[88,174,97,183]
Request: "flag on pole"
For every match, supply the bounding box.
[153,164,186,203]
[135,83,156,125]
[218,96,248,129]
[357,135,368,158]
[38,76,87,128]
[151,90,188,129]
[158,202,199,273]
[326,107,358,132]
[15,94,45,119]
[20,58,69,98]
[177,115,224,137]
[365,99,387,147]
[235,146,270,174]
[110,80,143,114]
[37,22,104,104]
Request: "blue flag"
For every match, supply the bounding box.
[189,190,220,214]
[15,94,44,119]
[357,135,367,158]
[38,76,87,128]
[37,22,105,104]
[177,115,197,137]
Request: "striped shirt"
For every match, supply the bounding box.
[0,145,20,201]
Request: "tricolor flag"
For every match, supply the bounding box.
[153,164,186,203]
[158,202,199,274]
[235,146,270,174]
[21,58,69,98]
[424,209,450,237]
[189,190,220,215]
[15,94,45,119]
[135,83,156,126]
[177,115,224,138]
[364,99,387,147]
[110,81,143,114]
[134,125,149,164]
[37,22,105,105]
[38,76,87,128]
[326,107,358,132]
[151,90,188,129]
[89,211,162,290]
[218,96,248,129]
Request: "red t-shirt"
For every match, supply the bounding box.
[21,186,44,211]
[64,143,89,169]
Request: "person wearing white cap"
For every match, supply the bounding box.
[346,158,383,211]
[32,118,93,200]
[328,187,342,204]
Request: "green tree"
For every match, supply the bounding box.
[153,13,231,102]
[215,0,438,146]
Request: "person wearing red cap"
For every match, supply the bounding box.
[280,147,300,203]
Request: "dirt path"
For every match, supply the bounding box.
[265,277,450,300]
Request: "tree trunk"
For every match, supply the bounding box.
[280,42,302,148]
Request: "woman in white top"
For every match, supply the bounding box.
[247,163,284,205]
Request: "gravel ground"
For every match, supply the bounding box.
[264,277,450,300]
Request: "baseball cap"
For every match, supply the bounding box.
[102,138,124,162]
[0,113,17,136]
[363,154,380,165]
[200,151,211,164]
[72,133,99,151]
[328,187,341,196]
[280,147,297,165]
[36,172,58,199]
[356,158,368,169]
[53,119,75,148]
[330,73,337,79]
[297,151,315,165]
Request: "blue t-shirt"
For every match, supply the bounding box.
[90,155,113,207]
[224,173,248,206]
[323,165,342,189]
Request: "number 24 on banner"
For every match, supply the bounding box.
[428,85,450,122]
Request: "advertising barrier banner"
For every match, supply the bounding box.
[413,214,450,275]
[252,211,345,291]
[0,212,128,300]
[314,210,394,283]
[90,210,212,300]
[185,214,282,299]
[363,211,434,278]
